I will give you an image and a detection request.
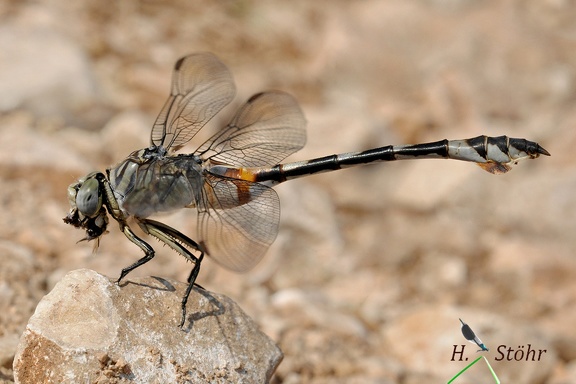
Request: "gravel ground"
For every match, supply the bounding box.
[1,1,574,383]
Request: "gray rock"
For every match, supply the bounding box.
[13,269,282,383]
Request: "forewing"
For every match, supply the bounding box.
[197,173,280,272]
[196,91,306,166]
[151,52,236,152]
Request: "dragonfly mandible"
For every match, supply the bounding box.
[64,52,549,328]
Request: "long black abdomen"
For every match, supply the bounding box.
[253,136,548,183]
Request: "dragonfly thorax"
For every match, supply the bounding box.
[107,151,205,219]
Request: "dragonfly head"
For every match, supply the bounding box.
[63,172,109,243]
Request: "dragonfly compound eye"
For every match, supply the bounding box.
[76,178,102,218]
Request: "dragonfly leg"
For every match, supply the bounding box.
[137,218,205,328]
[180,251,204,328]
[117,223,156,283]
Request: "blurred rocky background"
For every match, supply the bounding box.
[0,1,574,383]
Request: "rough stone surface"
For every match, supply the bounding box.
[13,269,282,384]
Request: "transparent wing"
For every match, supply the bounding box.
[196,173,280,272]
[196,91,306,167]
[151,52,236,152]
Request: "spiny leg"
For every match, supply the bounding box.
[181,251,204,328]
[95,176,159,284]
[117,223,156,284]
[137,218,205,329]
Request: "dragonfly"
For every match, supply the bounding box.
[459,318,489,352]
[64,52,549,328]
